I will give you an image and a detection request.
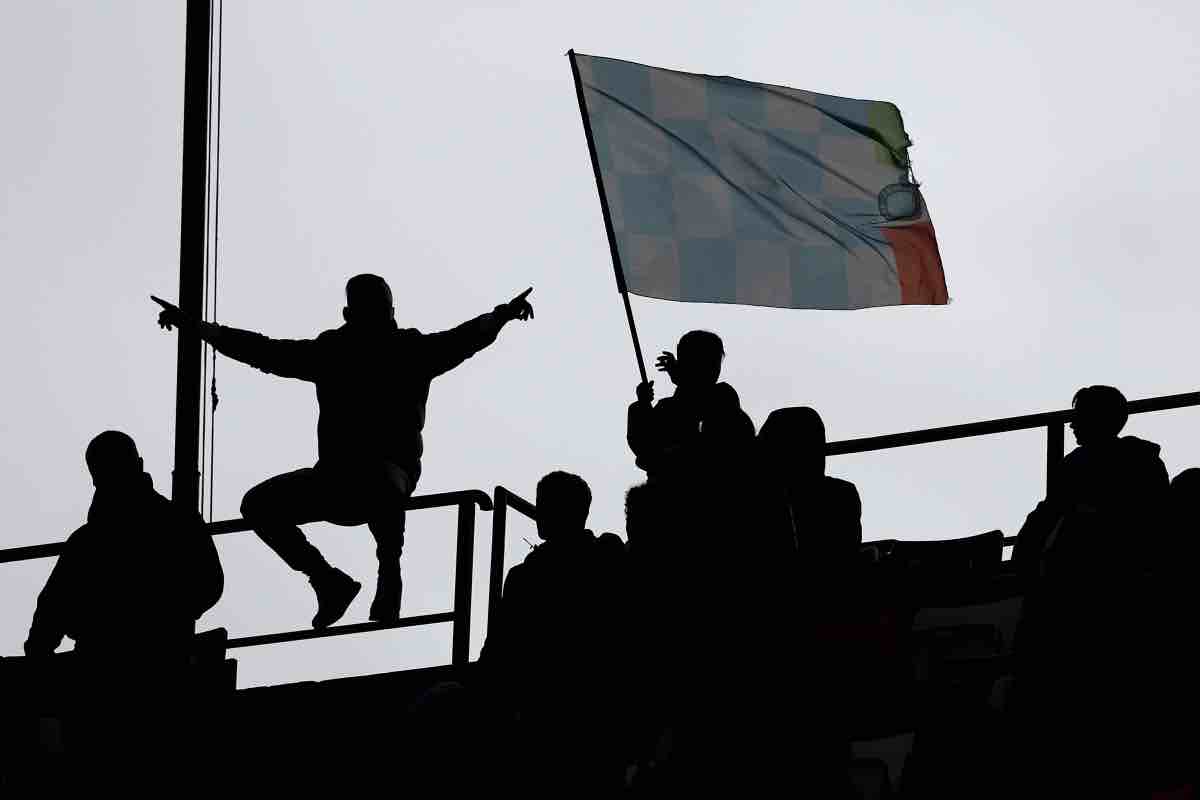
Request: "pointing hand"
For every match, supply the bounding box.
[505,287,534,322]
[151,295,188,331]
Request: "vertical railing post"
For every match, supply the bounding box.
[451,501,476,666]
[1046,421,1064,495]
[489,488,508,633]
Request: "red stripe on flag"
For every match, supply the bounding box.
[882,218,949,305]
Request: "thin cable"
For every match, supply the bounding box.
[208,0,225,523]
[198,0,216,521]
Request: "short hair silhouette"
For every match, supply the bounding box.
[344,273,394,324]
[624,482,655,546]
[758,406,826,478]
[1171,467,1200,496]
[1071,385,1128,444]
[84,431,143,487]
[675,330,725,386]
[535,471,592,540]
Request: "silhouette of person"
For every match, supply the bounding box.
[627,330,755,481]
[1014,385,1169,578]
[24,431,224,657]
[154,276,534,628]
[756,406,863,566]
[481,471,628,791]
[1010,386,1171,794]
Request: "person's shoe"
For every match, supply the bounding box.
[310,568,361,630]
[368,573,402,623]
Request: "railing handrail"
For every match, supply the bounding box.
[489,487,537,630]
[0,489,494,564]
[0,489,493,668]
[827,389,1200,455]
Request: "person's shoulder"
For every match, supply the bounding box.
[594,531,627,555]
[825,475,859,494]
[63,522,93,547]
[315,326,344,342]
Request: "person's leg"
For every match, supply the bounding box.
[240,468,361,628]
[366,463,413,622]
[240,468,332,577]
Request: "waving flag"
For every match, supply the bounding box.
[572,53,948,310]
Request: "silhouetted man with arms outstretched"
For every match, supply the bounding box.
[24,431,224,657]
[154,275,533,628]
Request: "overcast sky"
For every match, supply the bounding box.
[3,0,1199,687]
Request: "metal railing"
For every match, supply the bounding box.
[489,486,538,627]
[486,389,1200,612]
[0,489,493,667]
[6,389,1200,667]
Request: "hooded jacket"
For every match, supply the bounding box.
[25,473,224,656]
[627,381,756,479]
[1015,435,1169,575]
[203,307,511,483]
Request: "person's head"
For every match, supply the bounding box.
[343,274,395,328]
[624,482,656,546]
[674,330,724,388]
[757,406,826,481]
[1170,468,1200,517]
[85,431,143,490]
[1070,385,1128,446]
[535,471,592,541]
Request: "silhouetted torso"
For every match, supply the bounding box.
[627,381,755,480]
[209,311,507,480]
[1016,435,1169,576]
[484,529,627,700]
[25,473,223,656]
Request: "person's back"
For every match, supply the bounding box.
[1016,386,1169,578]
[481,472,628,790]
[25,432,224,658]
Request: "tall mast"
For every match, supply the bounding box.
[172,0,212,513]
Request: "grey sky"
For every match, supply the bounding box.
[3,1,1199,686]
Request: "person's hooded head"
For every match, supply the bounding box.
[343,274,396,330]
[535,471,592,542]
[757,406,826,483]
[85,431,144,491]
[1070,385,1128,447]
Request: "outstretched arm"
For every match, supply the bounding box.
[421,287,534,378]
[152,296,321,381]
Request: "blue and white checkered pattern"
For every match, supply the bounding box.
[576,53,922,310]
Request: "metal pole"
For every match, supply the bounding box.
[452,501,476,666]
[567,49,649,385]
[1046,421,1064,495]
[488,488,508,632]
[172,0,212,514]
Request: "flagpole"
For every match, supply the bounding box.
[568,49,649,386]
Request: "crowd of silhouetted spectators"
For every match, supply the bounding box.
[7,327,1198,796]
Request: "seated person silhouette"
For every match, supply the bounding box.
[481,471,628,786]
[1013,384,1169,578]
[153,276,534,628]
[24,431,224,657]
[627,330,755,480]
[756,406,862,566]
